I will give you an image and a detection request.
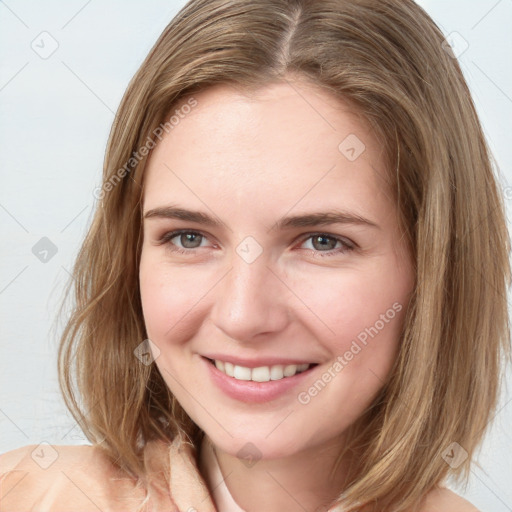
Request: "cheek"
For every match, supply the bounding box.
[139,256,197,342]
[139,253,212,344]
[290,264,411,421]
[290,260,411,368]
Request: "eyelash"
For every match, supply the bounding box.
[156,229,356,257]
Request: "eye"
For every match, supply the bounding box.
[297,233,355,257]
[156,230,356,257]
[157,230,213,255]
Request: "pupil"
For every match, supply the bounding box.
[314,235,334,250]
[183,233,200,248]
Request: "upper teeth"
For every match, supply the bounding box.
[214,360,311,382]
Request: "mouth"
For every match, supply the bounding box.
[205,357,318,383]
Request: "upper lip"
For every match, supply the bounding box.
[202,354,318,368]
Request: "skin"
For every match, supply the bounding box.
[138,80,472,511]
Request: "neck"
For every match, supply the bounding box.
[199,434,351,512]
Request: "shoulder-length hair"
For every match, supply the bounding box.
[57,0,511,510]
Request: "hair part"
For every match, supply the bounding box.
[57,1,511,510]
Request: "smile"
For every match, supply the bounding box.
[207,358,315,382]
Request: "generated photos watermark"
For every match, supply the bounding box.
[93,97,198,200]
[297,301,403,405]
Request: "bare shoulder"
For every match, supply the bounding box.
[418,486,480,511]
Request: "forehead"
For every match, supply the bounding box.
[142,81,393,224]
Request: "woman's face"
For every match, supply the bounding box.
[139,80,414,460]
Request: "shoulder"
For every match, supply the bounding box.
[0,441,121,481]
[418,486,481,511]
[0,442,146,511]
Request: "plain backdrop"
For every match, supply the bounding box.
[1,0,511,509]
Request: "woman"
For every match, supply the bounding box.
[1,0,509,511]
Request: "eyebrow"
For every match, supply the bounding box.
[143,205,380,231]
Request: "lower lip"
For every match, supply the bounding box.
[202,357,317,404]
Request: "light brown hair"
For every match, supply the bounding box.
[57,0,511,510]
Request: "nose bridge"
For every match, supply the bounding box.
[210,241,288,340]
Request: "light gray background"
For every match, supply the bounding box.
[0,0,511,509]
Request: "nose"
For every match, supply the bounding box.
[209,247,290,342]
